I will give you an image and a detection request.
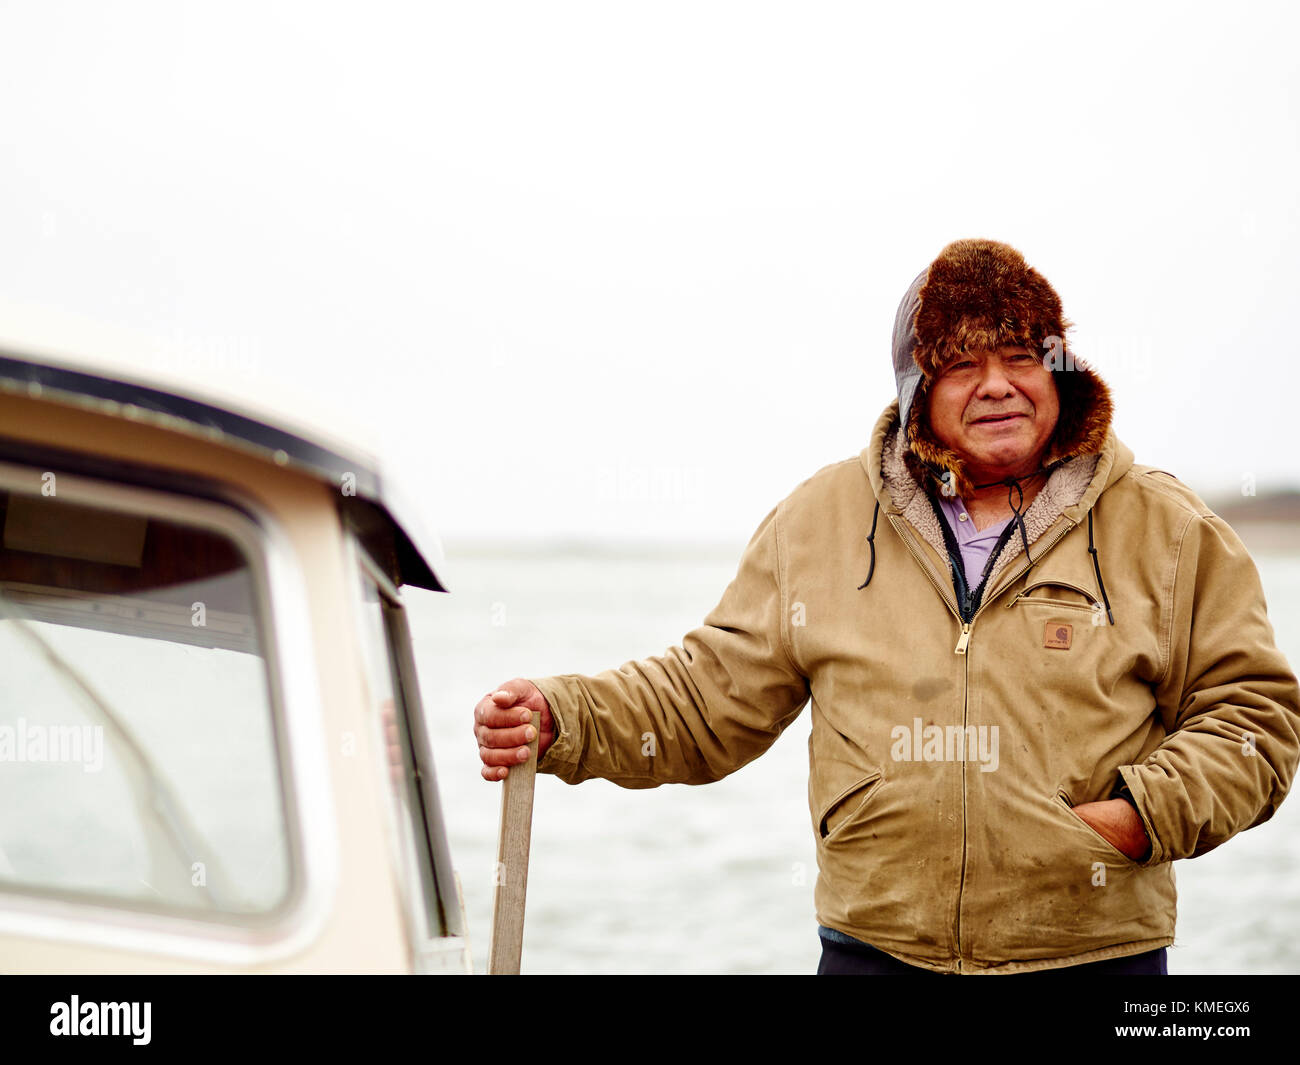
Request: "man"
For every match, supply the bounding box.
[474,238,1300,974]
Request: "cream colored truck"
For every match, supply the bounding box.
[0,335,467,973]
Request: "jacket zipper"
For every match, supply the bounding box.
[954,624,972,654]
[956,624,971,968]
[1005,596,1096,612]
[886,511,1079,971]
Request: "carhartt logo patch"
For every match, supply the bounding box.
[1045,623,1073,650]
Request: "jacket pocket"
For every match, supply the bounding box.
[1055,789,1140,866]
[1006,580,1099,613]
[818,772,883,842]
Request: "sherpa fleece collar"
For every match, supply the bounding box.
[860,398,1135,595]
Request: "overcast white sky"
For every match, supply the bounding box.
[1,1,1297,548]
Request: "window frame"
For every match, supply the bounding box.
[349,535,469,972]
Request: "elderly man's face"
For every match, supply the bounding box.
[925,345,1060,483]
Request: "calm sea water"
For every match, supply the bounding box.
[408,543,1300,975]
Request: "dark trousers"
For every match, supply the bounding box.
[817,930,1168,975]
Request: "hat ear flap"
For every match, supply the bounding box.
[1046,359,1113,463]
[904,382,978,500]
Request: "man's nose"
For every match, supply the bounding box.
[975,361,1015,397]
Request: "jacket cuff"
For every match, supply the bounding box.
[528,675,580,776]
[1116,766,1166,866]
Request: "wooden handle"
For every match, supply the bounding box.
[488,710,540,974]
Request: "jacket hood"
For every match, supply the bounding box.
[892,238,1114,500]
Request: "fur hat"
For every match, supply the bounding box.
[891,238,1113,500]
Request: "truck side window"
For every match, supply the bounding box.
[0,484,293,920]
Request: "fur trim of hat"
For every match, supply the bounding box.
[902,238,1113,500]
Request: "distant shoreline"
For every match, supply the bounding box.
[1226,522,1300,555]
[443,501,1300,561]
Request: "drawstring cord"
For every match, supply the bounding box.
[857,499,881,590]
[1088,509,1115,625]
[972,469,1051,566]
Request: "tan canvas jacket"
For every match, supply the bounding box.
[530,400,1300,973]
